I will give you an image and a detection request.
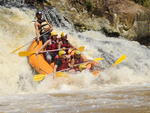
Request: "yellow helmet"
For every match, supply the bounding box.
[61,32,65,37]
[59,50,66,56]
[51,32,57,36]
[75,50,81,55]
[79,64,86,71]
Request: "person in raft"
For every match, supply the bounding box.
[53,50,71,75]
[69,50,96,72]
[70,50,86,71]
[59,32,73,50]
[36,31,60,63]
[34,11,53,44]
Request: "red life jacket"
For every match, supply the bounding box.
[61,39,72,48]
[46,41,58,50]
[55,56,69,71]
[61,43,71,48]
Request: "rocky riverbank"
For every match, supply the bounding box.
[1,0,149,45]
[46,0,150,46]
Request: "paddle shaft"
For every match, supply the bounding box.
[39,46,84,54]
[39,48,70,53]
[11,41,32,53]
[11,31,50,53]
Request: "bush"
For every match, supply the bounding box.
[143,0,150,8]
[85,1,93,12]
[133,0,150,8]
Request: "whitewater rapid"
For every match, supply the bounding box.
[0,6,150,97]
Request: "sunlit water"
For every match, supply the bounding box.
[0,6,150,113]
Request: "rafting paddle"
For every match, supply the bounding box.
[112,54,127,66]
[33,72,68,81]
[18,51,36,57]
[77,46,85,52]
[93,58,105,62]
[11,41,33,54]
[91,55,127,76]
[11,31,50,53]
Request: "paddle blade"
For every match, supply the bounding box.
[18,51,35,57]
[55,72,68,77]
[92,70,100,76]
[93,58,105,61]
[78,46,85,52]
[112,54,127,66]
[33,74,47,81]
[11,45,24,53]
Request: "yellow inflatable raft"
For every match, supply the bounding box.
[28,40,100,76]
[28,41,54,74]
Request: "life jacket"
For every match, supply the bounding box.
[46,41,58,50]
[61,43,71,48]
[61,39,72,48]
[71,56,84,71]
[37,19,49,34]
[74,56,84,64]
[55,56,69,71]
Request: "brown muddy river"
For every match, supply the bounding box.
[0,85,150,113]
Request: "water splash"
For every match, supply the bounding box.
[0,6,150,96]
[0,6,35,95]
[43,6,73,29]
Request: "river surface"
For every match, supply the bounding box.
[0,85,150,113]
[0,6,150,113]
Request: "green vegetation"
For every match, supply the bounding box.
[133,0,150,8]
[85,1,93,12]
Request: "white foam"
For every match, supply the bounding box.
[0,6,150,95]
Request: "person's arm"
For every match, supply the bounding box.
[34,22,40,41]
[58,41,62,49]
[37,39,51,53]
[69,57,75,68]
